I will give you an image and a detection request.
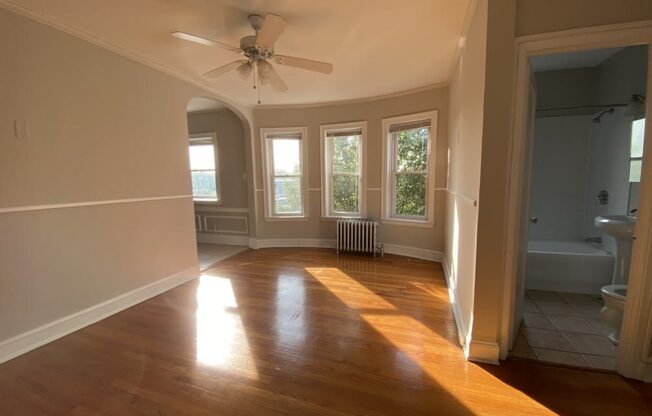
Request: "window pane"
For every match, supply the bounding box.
[395,127,429,172]
[189,145,215,170]
[272,139,301,175]
[332,175,359,213]
[395,174,426,216]
[630,159,642,183]
[332,136,359,174]
[631,118,646,158]
[192,171,217,200]
[274,177,302,214]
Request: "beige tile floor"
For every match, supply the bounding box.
[511,289,617,370]
[197,243,247,271]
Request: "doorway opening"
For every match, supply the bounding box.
[508,45,648,370]
[186,97,250,270]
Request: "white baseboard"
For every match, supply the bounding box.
[0,265,200,365]
[466,339,500,365]
[383,243,442,262]
[252,238,336,249]
[442,256,468,349]
[196,232,249,246]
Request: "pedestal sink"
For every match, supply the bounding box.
[595,215,636,284]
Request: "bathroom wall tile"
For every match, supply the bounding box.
[547,315,604,335]
[523,312,556,330]
[522,328,576,352]
[583,354,617,371]
[563,332,617,356]
[511,344,537,360]
[533,300,578,316]
[526,290,565,303]
[532,348,589,367]
[557,292,602,306]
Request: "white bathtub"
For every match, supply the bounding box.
[526,240,614,294]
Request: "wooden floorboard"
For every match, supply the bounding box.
[1,248,651,415]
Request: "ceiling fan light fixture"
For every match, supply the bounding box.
[236,62,253,79]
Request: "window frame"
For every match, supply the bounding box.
[629,117,646,183]
[260,127,308,220]
[381,110,437,227]
[189,133,220,204]
[320,121,367,219]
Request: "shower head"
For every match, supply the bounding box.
[592,107,615,123]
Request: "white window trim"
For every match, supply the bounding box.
[260,127,308,220]
[189,132,221,204]
[320,121,367,219]
[381,110,437,227]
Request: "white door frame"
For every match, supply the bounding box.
[501,20,652,381]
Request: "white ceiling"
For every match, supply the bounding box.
[530,47,623,72]
[1,0,470,106]
[187,97,226,113]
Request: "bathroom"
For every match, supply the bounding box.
[512,45,648,369]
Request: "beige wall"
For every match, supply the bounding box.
[252,88,448,252]
[516,0,652,36]
[0,8,251,344]
[445,0,487,346]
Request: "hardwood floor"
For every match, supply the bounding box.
[1,248,651,415]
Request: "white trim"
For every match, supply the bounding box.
[381,217,435,228]
[320,121,368,219]
[0,194,191,214]
[201,215,248,235]
[255,83,448,110]
[0,265,200,365]
[466,340,500,365]
[442,256,468,348]
[381,110,438,226]
[501,20,652,381]
[189,132,221,203]
[196,233,250,246]
[254,238,336,249]
[382,243,441,262]
[447,189,478,207]
[193,206,249,213]
[260,127,308,219]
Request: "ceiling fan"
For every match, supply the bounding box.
[172,14,333,103]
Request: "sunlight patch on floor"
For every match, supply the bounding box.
[195,274,258,379]
[306,266,556,415]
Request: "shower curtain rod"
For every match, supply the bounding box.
[537,103,627,112]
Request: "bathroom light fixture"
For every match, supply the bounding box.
[624,94,646,119]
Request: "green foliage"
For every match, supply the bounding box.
[191,171,218,200]
[274,177,302,213]
[394,128,429,216]
[331,136,360,213]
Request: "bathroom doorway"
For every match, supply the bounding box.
[503,33,652,378]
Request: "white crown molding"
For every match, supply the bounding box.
[254,83,449,110]
[0,1,251,110]
[0,265,200,365]
[0,195,192,214]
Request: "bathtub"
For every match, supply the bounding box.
[525,240,614,294]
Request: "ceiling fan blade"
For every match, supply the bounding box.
[256,14,287,48]
[172,31,241,53]
[202,60,247,78]
[273,55,333,74]
[267,65,288,92]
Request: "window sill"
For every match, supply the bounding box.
[264,216,308,222]
[321,215,366,221]
[381,217,433,228]
[194,200,221,206]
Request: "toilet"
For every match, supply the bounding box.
[600,284,628,344]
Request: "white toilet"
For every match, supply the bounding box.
[600,284,628,344]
